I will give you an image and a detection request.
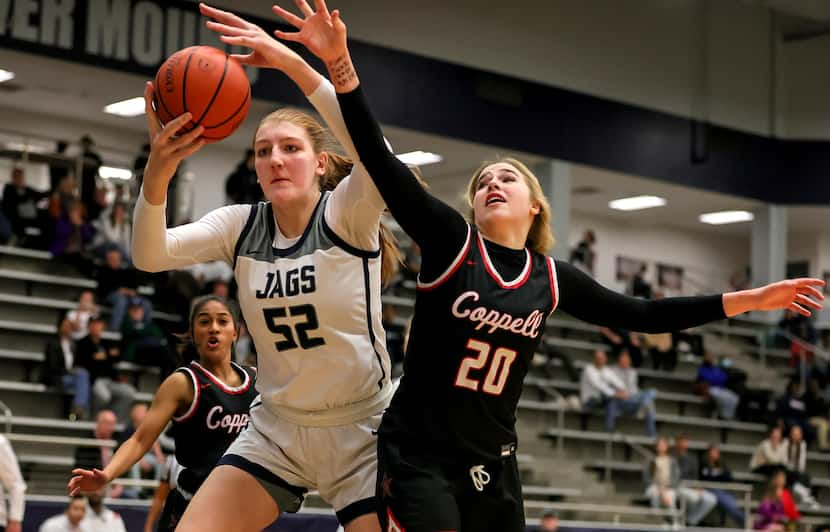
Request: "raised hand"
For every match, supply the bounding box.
[200,3,303,72]
[272,0,348,64]
[142,82,204,192]
[67,467,108,496]
[755,278,824,316]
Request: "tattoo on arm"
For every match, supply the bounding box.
[327,55,358,89]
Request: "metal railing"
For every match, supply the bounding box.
[680,479,752,531]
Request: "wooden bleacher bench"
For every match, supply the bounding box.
[0,318,121,341]
[0,292,180,324]
[0,268,155,297]
[0,379,152,402]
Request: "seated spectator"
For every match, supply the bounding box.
[0,434,26,532]
[73,410,123,499]
[66,290,98,342]
[695,351,739,420]
[755,470,800,531]
[806,377,830,451]
[580,350,655,436]
[117,403,164,499]
[76,316,135,421]
[42,315,91,420]
[81,488,126,532]
[48,174,77,221]
[784,425,819,509]
[610,350,657,436]
[776,380,816,446]
[91,202,131,264]
[120,302,175,378]
[205,279,230,298]
[644,437,715,527]
[700,444,745,527]
[2,167,47,247]
[750,426,788,477]
[673,435,718,526]
[599,326,643,367]
[642,331,677,373]
[541,342,579,382]
[538,511,559,532]
[50,199,94,273]
[38,495,87,532]
[569,229,595,276]
[95,246,152,331]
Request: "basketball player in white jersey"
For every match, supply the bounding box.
[131,4,395,531]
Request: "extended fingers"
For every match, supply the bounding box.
[313,0,331,18]
[795,293,822,311]
[144,82,161,138]
[788,302,811,317]
[157,113,194,144]
[272,4,305,28]
[295,0,314,17]
[274,29,302,43]
[205,20,251,37]
[199,3,251,29]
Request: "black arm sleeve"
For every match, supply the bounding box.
[555,260,726,332]
[337,87,469,280]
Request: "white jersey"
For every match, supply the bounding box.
[132,78,391,427]
[235,193,391,428]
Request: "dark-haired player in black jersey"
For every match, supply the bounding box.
[273,4,827,530]
[68,295,257,531]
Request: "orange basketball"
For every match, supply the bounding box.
[154,46,251,143]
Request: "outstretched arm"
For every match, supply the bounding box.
[272,0,470,278]
[555,260,824,332]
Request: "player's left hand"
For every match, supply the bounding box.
[755,278,824,316]
[272,0,348,64]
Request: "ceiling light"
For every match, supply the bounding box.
[699,210,754,225]
[98,166,132,180]
[608,195,667,211]
[396,150,443,166]
[103,97,145,117]
[4,141,50,153]
[0,70,14,83]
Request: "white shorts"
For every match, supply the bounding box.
[219,402,382,526]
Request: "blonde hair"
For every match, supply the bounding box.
[464,157,555,254]
[255,108,401,285]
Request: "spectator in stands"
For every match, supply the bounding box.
[399,241,421,286]
[630,263,653,299]
[79,135,102,221]
[120,301,175,378]
[641,291,677,372]
[382,304,406,378]
[43,315,91,421]
[224,148,259,204]
[569,229,596,276]
[644,437,715,526]
[806,377,830,451]
[0,434,26,532]
[673,435,718,526]
[2,166,47,247]
[95,246,152,331]
[49,140,71,191]
[234,321,255,367]
[38,495,87,532]
[776,380,816,446]
[81,488,126,532]
[599,326,643,367]
[66,290,98,342]
[695,351,739,420]
[75,316,135,421]
[48,174,78,222]
[132,143,151,193]
[541,343,579,382]
[750,426,788,477]
[700,444,745,527]
[50,199,94,273]
[610,350,657,436]
[784,425,820,509]
[117,402,164,499]
[74,410,123,499]
[537,511,559,532]
[91,203,131,264]
[754,470,800,531]
[581,350,656,436]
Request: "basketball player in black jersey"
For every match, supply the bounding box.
[68,296,257,531]
[272,3,826,530]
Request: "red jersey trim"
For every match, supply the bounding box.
[191,361,252,395]
[477,232,531,289]
[172,368,200,423]
[546,256,560,314]
[416,225,471,291]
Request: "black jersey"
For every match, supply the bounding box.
[170,361,257,493]
[381,227,557,463]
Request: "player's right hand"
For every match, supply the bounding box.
[67,467,109,496]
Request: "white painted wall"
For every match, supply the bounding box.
[569,211,751,296]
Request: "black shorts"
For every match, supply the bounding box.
[157,489,189,532]
[376,436,525,532]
